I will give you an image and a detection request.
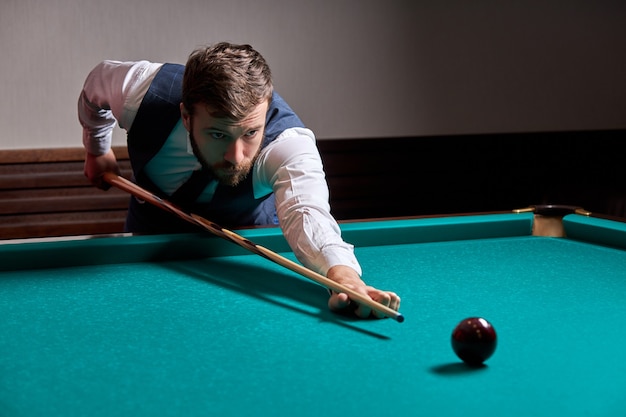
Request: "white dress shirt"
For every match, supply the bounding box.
[78,60,361,276]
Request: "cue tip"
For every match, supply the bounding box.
[395,313,405,323]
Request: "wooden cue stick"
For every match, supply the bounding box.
[103,172,404,323]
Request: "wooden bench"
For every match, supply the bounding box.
[0,147,132,239]
[1,130,625,240]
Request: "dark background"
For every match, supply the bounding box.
[318,129,626,220]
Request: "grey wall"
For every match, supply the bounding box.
[1,0,624,150]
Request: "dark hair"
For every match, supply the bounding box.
[182,42,273,119]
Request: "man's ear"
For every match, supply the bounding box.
[180,103,191,131]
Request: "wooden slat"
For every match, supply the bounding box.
[0,188,130,215]
[0,161,132,190]
[0,211,127,239]
[0,146,129,164]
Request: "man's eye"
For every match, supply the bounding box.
[210,132,226,140]
[245,130,258,138]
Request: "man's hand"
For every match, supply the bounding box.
[84,148,121,190]
[326,265,400,319]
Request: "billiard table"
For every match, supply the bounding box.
[1,211,625,417]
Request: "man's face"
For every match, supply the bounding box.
[181,100,268,187]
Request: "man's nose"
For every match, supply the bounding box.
[223,139,244,165]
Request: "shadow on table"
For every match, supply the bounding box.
[429,362,489,376]
[163,257,393,340]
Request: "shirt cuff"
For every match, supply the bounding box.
[82,130,112,156]
[317,244,363,277]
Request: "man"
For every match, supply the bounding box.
[78,42,400,319]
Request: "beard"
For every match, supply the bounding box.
[189,131,258,187]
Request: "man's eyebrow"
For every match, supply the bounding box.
[201,122,264,132]
[247,123,265,131]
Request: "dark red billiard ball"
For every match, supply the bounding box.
[451,317,497,365]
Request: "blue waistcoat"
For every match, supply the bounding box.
[125,63,305,233]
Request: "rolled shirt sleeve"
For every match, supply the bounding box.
[254,127,362,277]
[77,60,162,155]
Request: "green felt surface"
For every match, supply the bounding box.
[1,213,625,417]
